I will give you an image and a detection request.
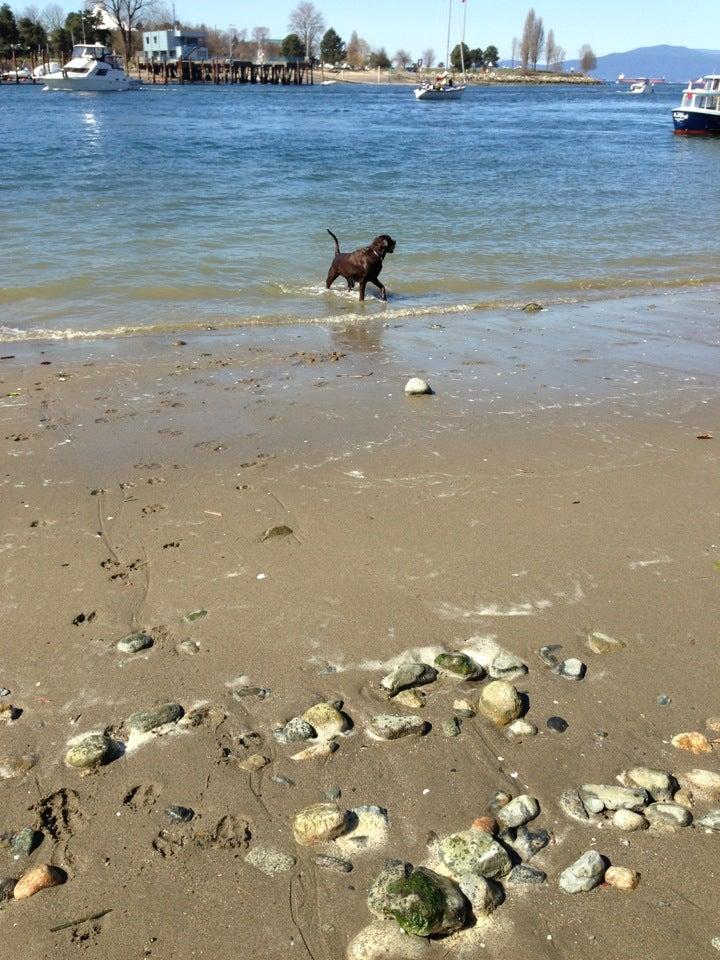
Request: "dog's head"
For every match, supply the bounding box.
[371,235,396,257]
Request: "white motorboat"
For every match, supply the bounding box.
[43,44,141,92]
[628,78,654,95]
[33,61,62,79]
[414,76,465,100]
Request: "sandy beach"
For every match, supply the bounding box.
[1,288,719,958]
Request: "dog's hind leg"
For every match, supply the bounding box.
[326,266,339,289]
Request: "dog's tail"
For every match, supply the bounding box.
[327,229,340,255]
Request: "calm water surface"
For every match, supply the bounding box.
[1,81,719,341]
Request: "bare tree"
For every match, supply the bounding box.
[422,47,435,68]
[519,9,535,70]
[288,1,325,60]
[40,1,63,31]
[252,25,269,60]
[511,35,518,68]
[99,0,154,61]
[394,48,411,69]
[544,28,555,69]
[530,14,544,69]
[579,43,597,73]
[552,45,565,72]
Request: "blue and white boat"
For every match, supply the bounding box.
[672,75,720,135]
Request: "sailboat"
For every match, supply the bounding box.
[414,0,467,101]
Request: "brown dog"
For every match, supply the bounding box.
[325,230,396,301]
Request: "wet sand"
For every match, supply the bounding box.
[1,289,719,959]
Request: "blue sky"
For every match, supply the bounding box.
[155,0,714,60]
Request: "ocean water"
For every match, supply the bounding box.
[1,80,719,342]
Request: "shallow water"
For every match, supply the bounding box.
[1,80,718,341]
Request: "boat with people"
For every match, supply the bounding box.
[43,43,140,92]
[628,77,654,95]
[672,74,720,135]
[415,0,466,101]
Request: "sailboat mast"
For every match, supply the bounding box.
[460,0,468,78]
[445,0,452,69]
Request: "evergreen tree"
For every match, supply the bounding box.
[0,4,19,53]
[320,27,345,65]
[281,32,305,60]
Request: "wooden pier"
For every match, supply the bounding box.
[136,58,314,86]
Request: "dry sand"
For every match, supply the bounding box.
[1,290,719,958]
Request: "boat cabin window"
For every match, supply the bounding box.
[71,44,107,59]
[95,67,108,76]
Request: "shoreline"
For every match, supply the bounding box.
[1,286,719,958]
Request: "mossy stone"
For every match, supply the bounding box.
[434,653,480,679]
[386,867,466,937]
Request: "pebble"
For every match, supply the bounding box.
[488,791,513,814]
[546,716,568,733]
[434,653,482,680]
[336,805,390,854]
[0,688,10,698]
[347,920,431,960]
[165,805,194,823]
[367,715,427,741]
[232,686,270,701]
[0,877,16,901]
[293,803,349,846]
[65,733,115,769]
[437,829,512,880]
[478,680,522,727]
[496,795,540,830]
[506,718,537,740]
[394,690,426,709]
[238,754,270,772]
[261,524,293,541]
[645,802,693,832]
[274,717,316,744]
[368,859,411,918]
[404,377,432,396]
[612,809,648,831]
[707,717,720,733]
[512,825,550,861]
[538,644,563,667]
[314,854,353,873]
[471,816,497,834]
[176,639,200,655]
[245,846,297,876]
[580,784,648,812]
[506,864,547,886]
[605,866,640,890]
[453,698,476,718]
[671,731,712,755]
[558,850,606,894]
[657,694,671,706]
[271,774,294,787]
[522,302,543,312]
[586,631,625,654]
[0,703,20,722]
[457,874,504,916]
[291,741,338,762]
[697,810,720,831]
[13,863,67,900]
[560,788,597,823]
[712,937,720,952]
[126,703,184,733]
[552,658,586,681]
[0,754,37,780]
[10,828,42,858]
[618,767,676,802]
[381,663,437,696]
[302,703,348,739]
[117,632,153,654]
[440,717,461,738]
[464,638,527,681]
[680,769,720,802]
[378,866,466,937]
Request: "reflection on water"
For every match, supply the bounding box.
[2,82,720,341]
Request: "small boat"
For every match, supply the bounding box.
[672,74,720,135]
[414,73,465,100]
[628,78,654,95]
[414,0,466,102]
[43,43,141,92]
[33,61,62,79]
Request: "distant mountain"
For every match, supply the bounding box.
[565,45,720,82]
